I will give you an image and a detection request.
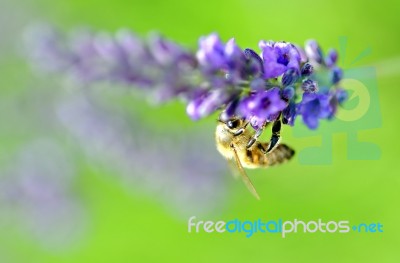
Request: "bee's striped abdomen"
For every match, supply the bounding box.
[244,143,295,168]
[263,143,295,166]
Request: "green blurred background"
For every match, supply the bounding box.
[1,0,400,262]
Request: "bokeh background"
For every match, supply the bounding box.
[1,0,400,262]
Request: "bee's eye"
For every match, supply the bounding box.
[227,119,240,129]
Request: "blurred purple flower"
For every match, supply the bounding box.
[196,33,225,71]
[186,88,235,120]
[56,94,227,215]
[0,140,86,249]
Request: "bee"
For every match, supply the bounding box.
[215,116,295,199]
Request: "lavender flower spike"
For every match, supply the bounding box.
[25,25,347,131]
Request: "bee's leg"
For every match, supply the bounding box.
[246,121,268,149]
[266,120,281,153]
[233,121,250,136]
[257,143,267,154]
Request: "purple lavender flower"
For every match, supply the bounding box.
[302,79,319,93]
[186,88,234,120]
[301,63,313,76]
[224,39,245,70]
[25,24,347,132]
[298,92,336,129]
[281,68,299,86]
[219,98,240,121]
[335,88,348,104]
[196,33,225,71]
[294,44,308,63]
[282,101,297,126]
[250,78,266,90]
[259,41,301,78]
[243,48,264,77]
[282,86,295,100]
[331,66,343,84]
[325,48,338,67]
[238,88,287,128]
[305,40,324,64]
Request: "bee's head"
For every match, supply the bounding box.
[218,114,244,132]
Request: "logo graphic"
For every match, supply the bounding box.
[293,37,382,164]
[336,78,370,122]
[188,216,384,238]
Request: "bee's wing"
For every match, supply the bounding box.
[230,144,260,200]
